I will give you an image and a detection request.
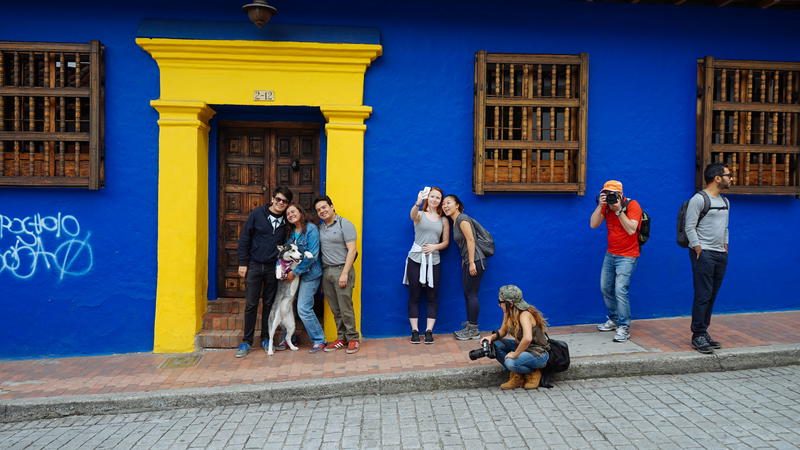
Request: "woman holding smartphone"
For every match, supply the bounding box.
[403,187,449,344]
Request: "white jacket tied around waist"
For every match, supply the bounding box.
[403,243,435,288]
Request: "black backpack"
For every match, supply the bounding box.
[676,191,729,248]
[604,199,650,247]
[540,335,570,389]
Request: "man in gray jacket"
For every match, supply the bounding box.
[685,162,732,354]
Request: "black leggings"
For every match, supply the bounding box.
[462,261,485,324]
[406,258,440,319]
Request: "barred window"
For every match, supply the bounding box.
[698,57,799,197]
[0,41,104,189]
[473,52,588,195]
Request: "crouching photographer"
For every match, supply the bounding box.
[476,285,550,390]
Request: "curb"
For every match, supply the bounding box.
[2,344,799,423]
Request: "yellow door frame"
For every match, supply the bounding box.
[137,38,382,352]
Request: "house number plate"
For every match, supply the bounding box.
[254,90,275,101]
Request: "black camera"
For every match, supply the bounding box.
[468,339,496,360]
[605,192,619,205]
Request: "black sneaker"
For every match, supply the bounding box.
[705,333,721,349]
[424,330,434,344]
[692,334,714,354]
[410,330,420,344]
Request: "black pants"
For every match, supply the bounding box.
[462,261,485,324]
[690,250,728,338]
[242,261,278,346]
[406,258,440,320]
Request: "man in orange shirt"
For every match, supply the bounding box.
[589,180,642,343]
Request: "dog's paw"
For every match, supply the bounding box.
[303,251,314,259]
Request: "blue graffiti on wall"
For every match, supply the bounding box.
[0,213,94,280]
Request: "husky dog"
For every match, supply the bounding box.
[266,243,313,355]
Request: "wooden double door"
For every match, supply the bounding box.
[217,122,320,297]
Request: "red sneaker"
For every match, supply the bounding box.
[324,340,346,352]
[346,339,360,354]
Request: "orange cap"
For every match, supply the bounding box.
[602,180,623,192]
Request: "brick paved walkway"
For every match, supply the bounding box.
[0,311,798,401]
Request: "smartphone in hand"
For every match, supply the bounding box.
[421,186,431,199]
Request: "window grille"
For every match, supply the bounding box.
[698,57,800,196]
[0,41,104,189]
[473,52,588,195]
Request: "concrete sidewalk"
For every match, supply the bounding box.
[1,311,799,422]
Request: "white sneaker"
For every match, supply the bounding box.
[597,319,616,332]
[613,326,630,342]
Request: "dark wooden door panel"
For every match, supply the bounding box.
[219,127,268,297]
[217,123,320,298]
[274,130,319,213]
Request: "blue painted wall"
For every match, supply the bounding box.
[2,0,798,358]
[353,2,800,338]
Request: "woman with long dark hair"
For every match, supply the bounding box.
[441,194,488,340]
[481,285,550,390]
[403,187,449,344]
[284,203,326,352]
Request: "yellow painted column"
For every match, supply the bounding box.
[319,105,372,342]
[151,100,216,353]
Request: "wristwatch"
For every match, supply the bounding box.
[615,209,623,216]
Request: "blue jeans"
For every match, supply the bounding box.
[600,252,638,328]
[492,338,549,374]
[297,276,325,345]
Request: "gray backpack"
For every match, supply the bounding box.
[469,216,495,258]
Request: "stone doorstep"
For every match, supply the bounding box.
[197,329,312,349]
[206,297,245,314]
[201,313,242,331]
[197,329,311,350]
[200,298,313,348]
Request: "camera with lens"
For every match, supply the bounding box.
[605,192,619,205]
[468,339,496,361]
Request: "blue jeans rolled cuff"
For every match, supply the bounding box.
[492,338,549,374]
[297,277,325,345]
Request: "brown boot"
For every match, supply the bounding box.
[500,372,525,390]
[523,370,542,389]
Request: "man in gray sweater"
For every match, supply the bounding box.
[685,163,732,354]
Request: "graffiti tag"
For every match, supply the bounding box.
[0,213,93,280]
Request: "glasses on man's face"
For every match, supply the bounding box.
[274,197,289,205]
[721,173,733,178]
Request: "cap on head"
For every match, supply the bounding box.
[602,180,623,193]
[498,285,531,311]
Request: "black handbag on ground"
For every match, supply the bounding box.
[540,334,570,388]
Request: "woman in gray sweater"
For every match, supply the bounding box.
[442,194,488,341]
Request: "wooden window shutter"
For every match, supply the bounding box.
[0,40,105,189]
[697,57,800,197]
[474,52,588,195]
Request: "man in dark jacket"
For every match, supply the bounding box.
[235,186,293,358]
